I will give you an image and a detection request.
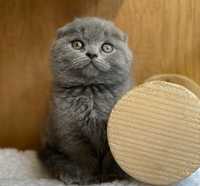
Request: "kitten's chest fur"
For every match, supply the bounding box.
[55,84,118,154]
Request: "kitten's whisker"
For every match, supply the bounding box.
[72,56,88,65]
[66,51,76,55]
[98,57,106,63]
[70,56,90,69]
[72,56,86,64]
[93,58,110,71]
[96,59,105,64]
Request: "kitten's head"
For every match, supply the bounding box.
[52,17,133,86]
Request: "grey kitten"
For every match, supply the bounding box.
[39,17,133,185]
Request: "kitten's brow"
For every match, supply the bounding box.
[104,30,123,41]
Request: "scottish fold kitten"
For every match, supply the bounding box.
[39,17,133,184]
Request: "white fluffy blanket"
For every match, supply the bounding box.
[0,149,199,186]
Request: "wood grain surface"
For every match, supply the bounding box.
[0,0,200,149]
[108,80,200,185]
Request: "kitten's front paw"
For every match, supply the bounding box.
[58,173,79,185]
[59,173,101,185]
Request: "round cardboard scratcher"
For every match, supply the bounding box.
[108,80,200,185]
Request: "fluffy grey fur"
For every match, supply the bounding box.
[39,17,133,185]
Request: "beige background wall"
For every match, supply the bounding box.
[0,0,200,149]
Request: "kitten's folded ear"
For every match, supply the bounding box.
[56,22,73,39]
[56,26,66,39]
[56,18,81,39]
[74,17,82,22]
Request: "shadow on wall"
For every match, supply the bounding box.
[0,0,125,149]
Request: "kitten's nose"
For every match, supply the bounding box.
[86,52,98,59]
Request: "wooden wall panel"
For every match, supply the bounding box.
[0,0,200,149]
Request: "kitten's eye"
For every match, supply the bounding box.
[101,43,113,53]
[71,40,84,50]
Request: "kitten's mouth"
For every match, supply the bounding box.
[82,60,99,70]
[77,58,110,74]
[86,59,110,72]
[82,61,99,77]
[90,60,99,68]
